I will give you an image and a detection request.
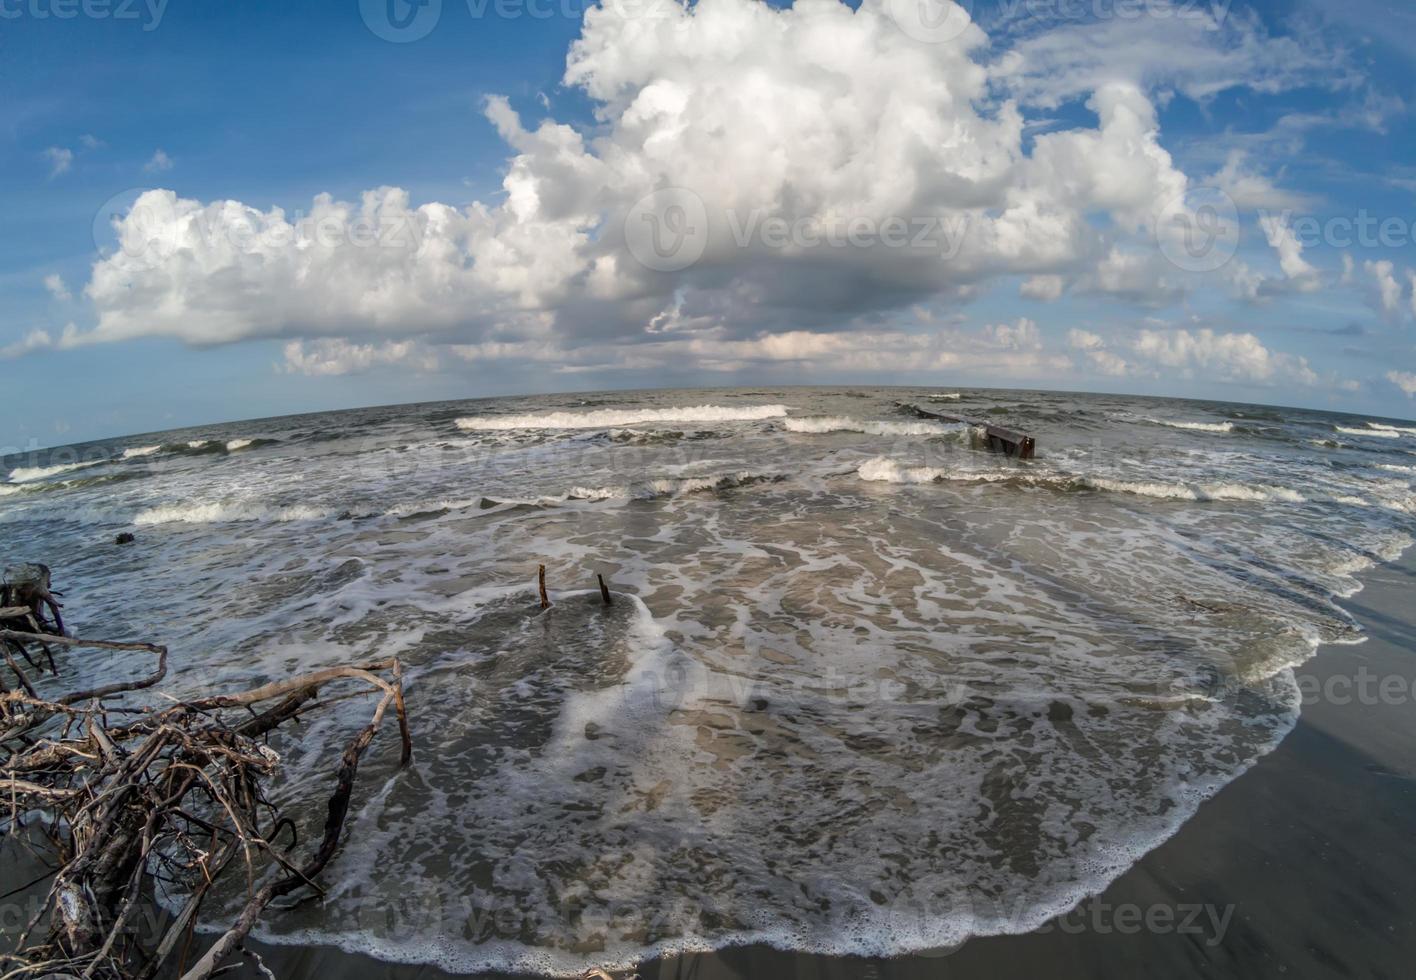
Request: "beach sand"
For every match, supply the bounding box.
[228,550,1416,980]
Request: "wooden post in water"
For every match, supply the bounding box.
[597,573,613,607]
[538,564,550,609]
[900,403,1037,460]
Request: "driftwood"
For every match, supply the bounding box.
[0,567,413,980]
[2,563,66,685]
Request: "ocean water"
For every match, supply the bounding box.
[4,386,1415,975]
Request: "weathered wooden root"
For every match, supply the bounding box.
[0,622,412,980]
[1,563,66,689]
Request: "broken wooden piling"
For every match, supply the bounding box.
[901,403,1036,460]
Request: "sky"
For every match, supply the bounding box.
[3,0,1416,447]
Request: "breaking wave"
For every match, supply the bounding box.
[565,471,783,501]
[6,459,106,483]
[132,471,783,526]
[133,502,340,525]
[784,416,969,437]
[454,405,790,431]
[1368,422,1416,436]
[1337,425,1399,439]
[856,457,1307,503]
[1143,417,1234,434]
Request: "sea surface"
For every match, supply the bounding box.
[4,386,1415,975]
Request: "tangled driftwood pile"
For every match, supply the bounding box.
[1,564,412,980]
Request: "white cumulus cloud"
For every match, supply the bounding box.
[81,0,1205,356]
[143,149,174,173]
[44,147,73,178]
[1130,327,1316,385]
[281,338,440,376]
[1389,371,1416,398]
[44,274,71,302]
[59,0,1375,398]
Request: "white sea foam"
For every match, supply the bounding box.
[454,404,789,430]
[225,438,255,451]
[785,416,967,437]
[1378,464,1416,475]
[927,392,962,400]
[1337,425,1399,438]
[121,445,163,459]
[1368,422,1416,435]
[6,459,105,482]
[133,502,335,525]
[857,457,1307,503]
[1143,417,1234,433]
[576,471,778,500]
[857,457,951,483]
[188,440,210,449]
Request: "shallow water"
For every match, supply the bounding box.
[3,386,1414,975]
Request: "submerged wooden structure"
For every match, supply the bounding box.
[902,403,1037,460]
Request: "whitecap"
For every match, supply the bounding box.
[857,457,952,484]
[454,405,789,431]
[133,502,335,525]
[1143,417,1234,434]
[6,459,106,482]
[857,457,1306,503]
[1337,425,1399,438]
[785,416,968,437]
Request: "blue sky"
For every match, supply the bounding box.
[4,0,1416,447]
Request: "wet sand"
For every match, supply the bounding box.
[234,550,1416,979]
